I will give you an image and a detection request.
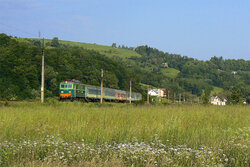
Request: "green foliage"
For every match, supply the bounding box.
[28,38,142,58]
[227,87,242,104]
[202,87,212,104]
[1,34,249,101]
[51,37,60,47]
[151,97,172,105]
[133,45,249,100]
[210,86,223,96]
[0,34,41,100]
[161,68,180,78]
[0,34,142,99]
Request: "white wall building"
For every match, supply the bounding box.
[148,88,166,97]
[210,96,227,105]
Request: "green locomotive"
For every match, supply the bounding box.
[59,79,142,102]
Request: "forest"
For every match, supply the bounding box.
[0,33,249,103]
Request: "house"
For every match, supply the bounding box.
[231,71,237,75]
[162,63,168,68]
[210,96,227,105]
[148,88,166,97]
[148,89,158,96]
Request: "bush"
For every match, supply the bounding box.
[151,97,172,105]
[45,97,60,105]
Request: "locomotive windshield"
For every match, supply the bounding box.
[60,84,73,89]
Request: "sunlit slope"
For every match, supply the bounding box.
[210,86,223,96]
[61,40,141,58]
[161,68,180,78]
[19,37,180,79]
[21,38,141,58]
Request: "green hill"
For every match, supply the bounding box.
[20,38,141,58]
[11,36,249,103]
[161,68,180,78]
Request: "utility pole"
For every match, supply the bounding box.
[41,38,45,103]
[168,90,170,101]
[129,80,132,104]
[179,94,181,104]
[147,87,149,104]
[100,69,103,104]
[174,92,176,104]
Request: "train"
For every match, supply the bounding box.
[59,79,142,102]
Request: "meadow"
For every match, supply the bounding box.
[21,38,142,59]
[0,102,249,166]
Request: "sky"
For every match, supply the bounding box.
[0,0,249,60]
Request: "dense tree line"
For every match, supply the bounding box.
[0,34,249,103]
[0,34,143,100]
[133,45,250,103]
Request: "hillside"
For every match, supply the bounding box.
[1,34,145,100]
[1,34,249,103]
[20,38,141,58]
[20,37,182,81]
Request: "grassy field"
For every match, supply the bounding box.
[19,38,141,59]
[0,103,249,166]
[60,40,141,58]
[161,68,180,79]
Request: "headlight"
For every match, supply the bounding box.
[61,91,63,93]
[69,91,71,93]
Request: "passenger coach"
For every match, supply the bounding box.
[59,79,142,102]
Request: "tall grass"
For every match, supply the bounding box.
[0,103,249,166]
[0,103,248,145]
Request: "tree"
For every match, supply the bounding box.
[51,37,60,47]
[202,87,211,104]
[103,71,119,89]
[217,91,230,100]
[246,96,250,104]
[1,33,249,101]
[111,43,116,48]
[33,40,41,47]
[228,87,241,104]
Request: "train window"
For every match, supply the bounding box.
[61,84,65,88]
[89,88,97,94]
[68,84,72,88]
[65,85,68,88]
